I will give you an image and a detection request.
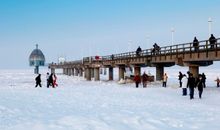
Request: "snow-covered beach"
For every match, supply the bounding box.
[1,68,220,130]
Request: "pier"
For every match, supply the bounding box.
[49,38,220,81]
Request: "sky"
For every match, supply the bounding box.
[0,0,220,69]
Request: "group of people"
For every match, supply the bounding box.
[135,34,217,57]
[193,34,217,51]
[35,72,58,88]
[136,43,161,56]
[133,72,149,88]
[178,71,206,99]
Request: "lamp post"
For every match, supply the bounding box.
[208,17,212,37]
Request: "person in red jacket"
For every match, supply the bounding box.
[53,74,58,87]
[134,74,141,88]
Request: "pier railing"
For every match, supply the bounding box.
[50,38,220,66]
[82,38,220,63]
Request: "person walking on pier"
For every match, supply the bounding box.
[178,71,183,87]
[134,74,141,88]
[188,73,195,100]
[162,73,168,87]
[152,43,160,54]
[182,74,187,96]
[142,72,148,88]
[196,75,204,99]
[209,34,217,49]
[193,37,199,51]
[35,74,42,88]
[136,46,142,56]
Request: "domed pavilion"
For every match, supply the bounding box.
[29,44,45,74]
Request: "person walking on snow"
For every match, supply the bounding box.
[46,72,50,88]
[142,72,148,88]
[178,71,183,87]
[201,73,206,88]
[196,75,204,99]
[53,74,58,87]
[182,74,187,96]
[162,73,168,87]
[215,77,220,87]
[188,73,195,100]
[35,74,42,87]
[134,74,141,88]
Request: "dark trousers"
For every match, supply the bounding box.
[143,81,147,88]
[179,81,182,87]
[47,81,54,88]
[135,82,139,88]
[35,82,42,87]
[182,88,187,96]
[199,90,203,99]
[217,83,219,87]
[162,82,166,87]
[203,82,206,88]
[189,88,194,99]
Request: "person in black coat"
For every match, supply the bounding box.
[48,73,55,88]
[178,71,183,87]
[136,46,142,56]
[196,75,204,99]
[201,73,206,88]
[142,72,148,88]
[187,73,195,100]
[35,74,42,87]
[209,34,217,49]
[193,37,199,51]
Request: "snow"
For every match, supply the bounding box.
[1,68,220,130]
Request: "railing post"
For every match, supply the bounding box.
[215,39,218,57]
[170,46,172,59]
[206,41,208,58]
[190,43,192,58]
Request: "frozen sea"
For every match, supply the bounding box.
[1,66,220,130]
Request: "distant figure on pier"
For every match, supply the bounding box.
[193,37,199,51]
[178,71,183,87]
[136,46,142,56]
[35,74,42,88]
[209,34,217,49]
[162,73,168,87]
[142,72,148,88]
[152,43,160,54]
[134,74,141,88]
[111,54,114,60]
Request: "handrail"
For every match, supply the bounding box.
[50,38,220,66]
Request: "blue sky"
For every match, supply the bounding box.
[0,0,220,69]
